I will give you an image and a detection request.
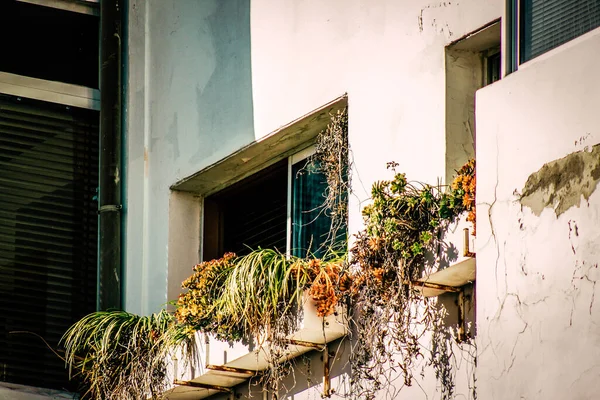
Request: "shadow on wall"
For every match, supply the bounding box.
[189,0,255,166]
[146,0,255,169]
[280,338,350,399]
[229,338,351,400]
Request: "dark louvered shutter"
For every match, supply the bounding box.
[0,94,98,390]
[207,160,288,257]
[521,0,600,62]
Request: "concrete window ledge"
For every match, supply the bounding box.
[0,382,77,400]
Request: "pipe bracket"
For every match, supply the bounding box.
[98,204,122,214]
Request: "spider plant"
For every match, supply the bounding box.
[61,309,193,400]
[219,248,310,340]
[176,249,349,342]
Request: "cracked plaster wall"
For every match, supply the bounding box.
[476,29,600,399]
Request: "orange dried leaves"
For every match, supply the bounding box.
[175,253,237,337]
[308,261,343,317]
[452,159,476,235]
[292,257,352,317]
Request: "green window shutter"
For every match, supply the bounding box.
[521,0,600,63]
[291,158,345,259]
[0,94,98,390]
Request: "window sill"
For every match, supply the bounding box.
[413,256,476,297]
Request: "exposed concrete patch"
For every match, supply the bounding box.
[520,144,600,217]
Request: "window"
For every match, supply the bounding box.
[445,20,500,183]
[509,0,600,66]
[203,146,344,261]
[0,95,99,391]
[203,160,288,260]
[0,1,99,392]
[0,1,99,88]
[289,148,338,258]
[484,48,501,85]
[168,96,347,302]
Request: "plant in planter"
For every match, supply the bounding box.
[175,248,351,395]
[175,252,244,341]
[348,160,476,400]
[59,108,352,400]
[61,310,194,400]
[451,158,476,235]
[173,157,475,399]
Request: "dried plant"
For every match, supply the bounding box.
[175,252,243,341]
[308,107,350,249]
[347,159,476,399]
[61,310,193,400]
[451,158,476,235]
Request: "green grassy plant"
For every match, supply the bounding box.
[61,310,193,400]
[220,249,308,339]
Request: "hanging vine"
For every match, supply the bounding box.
[307,107,350,249]
[347,160,476,400]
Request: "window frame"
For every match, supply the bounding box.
[507,0,600,72]
[168,95,347,287]
[286,145,317,257]
[16,0,99,16]
[0,71,100,110]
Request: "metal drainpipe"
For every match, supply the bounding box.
[98,0,123,310]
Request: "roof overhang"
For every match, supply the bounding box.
[171,94,348,196]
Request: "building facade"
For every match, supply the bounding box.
[1,0,599,399]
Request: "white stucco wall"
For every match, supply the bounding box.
[122,1,528,399]
[476,28,600,399]
[125,0,256,314]
[249,0,501,236]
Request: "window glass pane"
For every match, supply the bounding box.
[521,0,600,63]
[487,52,501,84]
[0,1,99,88]
[291,158,340,258]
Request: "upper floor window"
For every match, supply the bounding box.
[444,20,500,183]
[0,1,99,88]
[514,0,600,64]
